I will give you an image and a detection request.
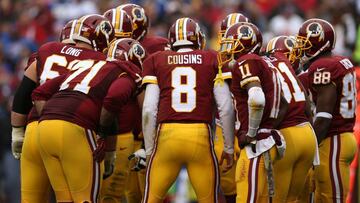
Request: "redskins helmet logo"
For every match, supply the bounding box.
[96,21,113,37]
[306,22,325,42]
[284,36,295,50]
[237,25,256,44]
[130,43,145,60]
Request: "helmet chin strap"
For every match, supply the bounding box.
[301,40,330,64]
[92,40,98,51]
[250,43,260,53]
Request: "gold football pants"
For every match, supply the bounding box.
[273,123,316,202]
[235,146,279,203]
[100,132,134,203]
[125,139,146,203]
[143,123,219,203]
[315,133,357,203]
[38,120,104,202]
[214,124,239,196]
[21,121,52,203]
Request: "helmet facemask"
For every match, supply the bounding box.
[218,37,245,68]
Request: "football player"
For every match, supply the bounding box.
[291,18,357,202]
[265,35,318,202]
[31,15,145,202]
[215,12,249,203]
[27,14,112,202]
[10,19,78,203]
[101,8,139,203]
[142,17,235,203]
[219,22,287,203]
[116,4,170,202]
[118,3,169,53]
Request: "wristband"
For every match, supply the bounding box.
[315,112,333,119]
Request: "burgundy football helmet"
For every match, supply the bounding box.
[59,20,76,44]
[219,22,262,65]
[103,8,133,38]
[107,38,146,70]
[219,13,249,39]
[266,35,296,59]
[291,18,336,62]
[71,14,115,53]
[118,4,149,41]
[168,17,205,50]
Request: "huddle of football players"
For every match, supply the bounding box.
[9,2,356,203]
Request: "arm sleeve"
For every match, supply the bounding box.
[247,86,265,137]
[142,56,158,85]
[103,75,136,112]
[214,82,235,154]
[12,76,37,114]
[142,84,160,156]
[31,74,66,101]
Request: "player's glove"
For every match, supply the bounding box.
[271,129,286,158]
[11,126,25,160]
[103,151,116,179]
[128,148,146,171]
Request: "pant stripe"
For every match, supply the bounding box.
[335,135,343,202]
[207,125,220,203]
[254,157,260,201]
[86,129,100,203]
[143,125,161,203]
[330,135,342,203]
[247,156,259,203]
[247,158,254,203]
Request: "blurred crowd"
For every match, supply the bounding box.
[0,0,360,202]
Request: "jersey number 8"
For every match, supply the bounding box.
[171,67,196,112]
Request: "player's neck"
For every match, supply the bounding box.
[177,48,194,52]
[75,42,94,50]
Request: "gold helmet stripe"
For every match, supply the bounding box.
[107,40,116,58]
[229,14,237,27]
[178,18,185,40]
[266,37,276,52]
[115,7,122,31]
[74,16,85,34]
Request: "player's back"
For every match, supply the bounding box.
[36,42,106,85]
[266,52,308,128]
[115,36,168,135]
[39,59,136,131]
[141,36,169,55]
[231,53,281,132]
[143,49,220,124]
[307,55,356,136]
[28,42,107,123]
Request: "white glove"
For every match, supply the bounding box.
[11,126,25,160]
[103,151,116,179]
[128,148,146,171]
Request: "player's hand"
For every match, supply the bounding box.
[128,148,147,171]
[11,126,25,160]
[238,131,255,149]
[219,151,234,172]
[271,130,286,158]
[93,137,106,162]
[103,151,116,179]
